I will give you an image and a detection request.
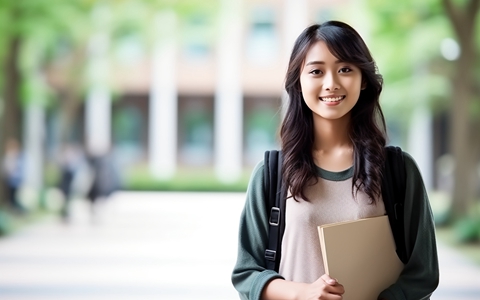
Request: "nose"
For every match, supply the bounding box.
[323,72,340,91]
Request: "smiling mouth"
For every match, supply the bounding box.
[319,96,345,102]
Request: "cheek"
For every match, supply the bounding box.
[299,75,307,94]
[355,76,364,89]
[300,76,317,96]
[345,78,363,93]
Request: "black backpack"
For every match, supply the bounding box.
[263,146,407,272]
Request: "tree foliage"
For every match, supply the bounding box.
[364,0,480,222]
[365,0,454,121]
[0,0,220,208]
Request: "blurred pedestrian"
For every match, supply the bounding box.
[86,150,121,221]
[57,143,84,221]
[2,138,25,213]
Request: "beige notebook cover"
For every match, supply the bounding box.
[317,215,404,300]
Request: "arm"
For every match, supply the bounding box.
[231,161,284,300]
[378,152,440,300]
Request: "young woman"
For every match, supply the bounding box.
[231,21,439,300]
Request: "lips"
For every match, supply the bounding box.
[319,96,345,102]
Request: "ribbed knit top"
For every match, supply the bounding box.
[279,165,386,282]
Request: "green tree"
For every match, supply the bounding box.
[0,0,94,206]
[0,0,220,208]
[365,0,480,223]
[442,0,480,221]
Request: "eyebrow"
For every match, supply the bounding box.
[305,60,343,66]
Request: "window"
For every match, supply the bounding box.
[243,96,281,165]
[113,30,145,66]
[183,13,213,60]
[246,6,278,64]
[178,96,214,166]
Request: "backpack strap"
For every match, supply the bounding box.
[264,147,408,269]
[382,146,408,264]
[264,150,286,272]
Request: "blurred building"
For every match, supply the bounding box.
[47,0,353,182]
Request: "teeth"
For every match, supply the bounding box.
[320,96,344,102]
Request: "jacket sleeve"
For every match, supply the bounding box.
[231,161,284,300]
[378,152,440,299]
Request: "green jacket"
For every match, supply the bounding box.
[231,152,439,300]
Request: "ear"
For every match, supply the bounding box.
[361,80,367,90]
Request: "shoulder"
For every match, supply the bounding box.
[247,160,265,194]
[401,151,422,176]
[399,151,428,193]
[252,159,265,176]
[241,159,270,229]
[386,146,422,176]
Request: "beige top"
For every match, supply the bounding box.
[278,166,386,283]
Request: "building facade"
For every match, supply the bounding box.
[45,0,372,183]
[107,0,352,181]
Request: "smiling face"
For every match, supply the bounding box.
[300,41,363,122]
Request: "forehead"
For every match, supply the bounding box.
[303,41,338,64]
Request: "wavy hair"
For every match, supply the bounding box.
[280,21,387,202]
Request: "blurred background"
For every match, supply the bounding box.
[0,0,479,298]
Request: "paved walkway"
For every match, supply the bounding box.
[0,192,478,300]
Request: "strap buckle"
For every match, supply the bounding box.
[265,249,276,261]
[269,207,280,226]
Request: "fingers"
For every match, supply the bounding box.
[319,274,345,295]
[320,274,338,286]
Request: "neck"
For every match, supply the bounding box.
[311,114,354,171]
[312,114,352,151]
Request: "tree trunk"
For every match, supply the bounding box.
[0,36,23,206]
[442,0,479,221]
[450,63,475,219]
[58,92,81,144]
[2,37,23,143]
[471,119,480,200]
[56,45,86,148]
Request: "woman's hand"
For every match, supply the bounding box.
[298,274,344,300]
[261,274,344,300]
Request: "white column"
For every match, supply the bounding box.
[407,65,433,191]
[23,104,45,190]
[85,85,111,155]
[85,5,111,156]
[407,106,433,191]
[284,0,308,58]
[282,0,308,111]
[214,0,243,183]
[149,11,178,180]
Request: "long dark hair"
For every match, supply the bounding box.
[280,21,386,202]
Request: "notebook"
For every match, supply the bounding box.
[317,215,404,300]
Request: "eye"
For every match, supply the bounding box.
[339,67,352,73]
[309,69,322,75]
